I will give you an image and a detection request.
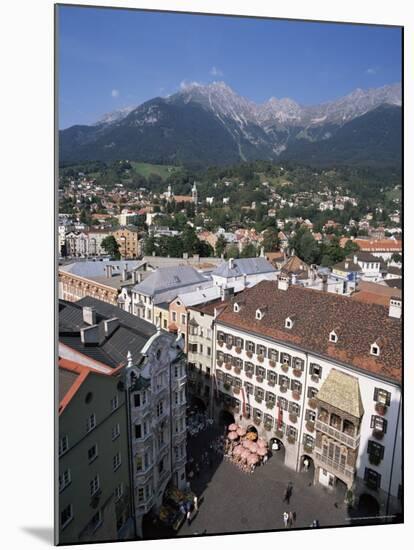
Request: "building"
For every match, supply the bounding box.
[121,265,210,324]
[118,210,139,226]
[112,226,141,259]
[59,260,142,305]
[59,298,188,538]
[350,281,402,307]
[58,357,134,544]
[339,238,402,262]
[211,257,277,289]
[353,252,383,283]
[213,281,402,516]
[66,231,90,258]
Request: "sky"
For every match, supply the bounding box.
[58,5,402,129]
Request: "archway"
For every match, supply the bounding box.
[300,454,315,477]
[190,395,207,413]
[358,493,380,516]
[269,437,285,462]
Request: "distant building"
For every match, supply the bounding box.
[211,257,277,288]
[112,226,141,259]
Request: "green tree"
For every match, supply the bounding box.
[101,236,121,259]
[391,253,402,263]
[240,243,257,258]
[215,234,227,257]
[343,239,360,257]
[226,244,240,259]
[262,227,280,252]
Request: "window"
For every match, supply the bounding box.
[364,468,381,490]
[207,347,211,356]
[371,415,387,434]
[245,362,254,375]
[246,341,255,353]
[110,395,119,411]
[281,353,291,366]
[59,469,71,492]
[86,413,96,433]
[158,458,164,474]
[157,401,164,417]
[307,386,318,399]
[279,375,289,389]
[287,425,297,439]
[87,444,98,463]
[90,510,102,532]
[172,312,177,322]
[61,504,73,529]
[163,319,167,329]
[257,344,267,356]
[90,475,100,496]
[303,434,314,449]
[289,402,300,416]
[305,409,316,422]
[233,303,240,313]
[265,391,276,404]
[255,365,266,378]
[329,331,338,343]
[268,348,278,362]
[370,343,380,356]
[133,392,146,407]
[235,337,244,349]
[291,380,302,393]
[253,408,262,421]
[256,309,264,320]
[244,381,254,395]
[135,424,142,439]
[113,452,122,471]
[181,314,186,325]
[59,435,69,456]
[367,440,385,463]
[112,423,120,440]
[374,388,391,406]
[267,371,277,385]
[285,318,293,329]
[277,396,288,411]
[310,363,322,378]
[293,357,304,370]
[255,387,265,400]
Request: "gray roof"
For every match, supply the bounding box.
[132,265,209,297]
[59,369,79,402]
[60,260,142,279]
[59,297,157,368]
[212,257,276,278]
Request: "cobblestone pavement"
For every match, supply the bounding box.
[178,426,350,537]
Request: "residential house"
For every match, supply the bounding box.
[211,257,277,289]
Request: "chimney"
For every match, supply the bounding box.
[389,297,402,319]
[82,306,96,325]
[260,247,264,257]
[322,274,328,292]
[278,276,289,291]
[243,274,247,288]
[131,270,137,284]
[80,324,100,344]
[152,250,156,256]
[104,317,119,337]
[353,254,358,264]
[292,273,297,285]
[121,267,128,282]
[228,257,234,269]
[105,264,113,278]
[137,272,143,283]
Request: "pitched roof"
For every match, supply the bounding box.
[60,260,142,279]
[280,255,311,279]
[317,369,364,418]
[217,281,402,383]
[212,257,276,278]
[59,298,157,368]
[340,238,402,252]
[132,265,208,296]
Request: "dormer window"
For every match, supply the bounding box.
[329,331,338,343]
[233,303,240,313]
[371,343,380,356]
[285,317,294,329]
[256,308,265,320]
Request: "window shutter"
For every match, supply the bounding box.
[373,387,379,401]
[385,391,391,407]
[370,415,375,429]
[383,418,388,434]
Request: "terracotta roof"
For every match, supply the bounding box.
[281,255,310,278]
[217,281,402,383]
[340,238,402,252]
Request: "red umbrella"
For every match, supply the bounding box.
[257,438,267,448]
[228,431,239,440]
[249,442,259,453]
[237,427,247,437]
[242,439,252,449]
[248,454,259,464]
[257,447,267,456]
[228,423,238,431]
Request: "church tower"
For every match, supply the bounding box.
[192,181,198,204]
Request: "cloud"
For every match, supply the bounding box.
[366,67,378,75]
[210,66,223,77]
[111,89,120,98]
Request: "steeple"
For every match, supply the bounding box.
[192,181,198,204]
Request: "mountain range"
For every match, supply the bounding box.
[59,81,402,167]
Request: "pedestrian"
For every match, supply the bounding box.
[194,495,198,512]
[263,453,268,465]
[288,511,293,527]
[282,511,289,528]
[282,488,288,503]
[187,510,191,525]
[179,502,186,515]
[292,511,296,526]
[303,457,309,471]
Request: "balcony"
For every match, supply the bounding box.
[315,420,360,450]
[314,451,355,480]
